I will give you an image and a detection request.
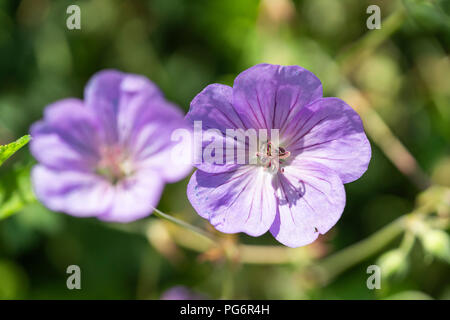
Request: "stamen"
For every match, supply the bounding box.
[256,141,290,174]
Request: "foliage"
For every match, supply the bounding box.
[0,135,30,167]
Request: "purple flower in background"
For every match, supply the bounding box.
[30,70,191,222]
[186,64,371,247]
[160,286,207,300]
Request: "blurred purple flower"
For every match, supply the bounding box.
[160,286,206,300]
[186,64,371,247]
[30,70,192,222]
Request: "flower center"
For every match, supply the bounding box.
[96,145,133,184]
[256,141,290,174]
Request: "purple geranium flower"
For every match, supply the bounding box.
[30,70,192,222]
[186,64,371,247]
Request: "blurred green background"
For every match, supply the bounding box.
[0,0,449,299]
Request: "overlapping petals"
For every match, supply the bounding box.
[188,166,277,236]
[31,70,192,222]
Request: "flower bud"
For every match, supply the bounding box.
[420,229,450,263]
[377,249,407,278]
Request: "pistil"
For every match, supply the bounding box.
[256,141,290,173]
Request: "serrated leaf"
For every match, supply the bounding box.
[0,135,31,166]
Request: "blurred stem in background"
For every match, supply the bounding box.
[310,216,407,285]
[338,6,407,74]
[340,86,432,190]
[144,185,448,286]
[337,3,430,190]
[152,207,217,244]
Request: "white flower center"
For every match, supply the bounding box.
[96,145,134,184]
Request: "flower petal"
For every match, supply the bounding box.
[232,64,323,130]
[123,96,193,183]
[186,84,254,173]
[84,69,161,144]
[270,161,346,247]
[284,97,371,183]
[32,165,114,217]
[136,138,193,183]
[187,167,277,237]
[98,169,165,223]
[85,70,192,183]
[117,93,184,146]
[187,84,247,131]
[30,99,101,171]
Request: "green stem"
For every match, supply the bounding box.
[399,231,415,255]
[151,207,217,243]
[338,7,406,73]
[220,260,235,299]
[311,216,406,285]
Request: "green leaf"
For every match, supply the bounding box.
[0,164,36,220]
[403,0,450,32]
[0,135,31,166]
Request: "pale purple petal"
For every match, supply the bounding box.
[137,141,192,183]
[85,70,192,198]
[187,84,246,131]
[88,72,195,182]
[84,70,162,144]
[186,84,250,173]
[187,166,277,236]
[30,99,101,171]
[270,161,346,247]
[124,97,193,183]
[117,93,184,145]
[232,64,323,130]
[32,165,114,217]
[118,92,185,150]
[283,97,371,183]
[98,169,165,223]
